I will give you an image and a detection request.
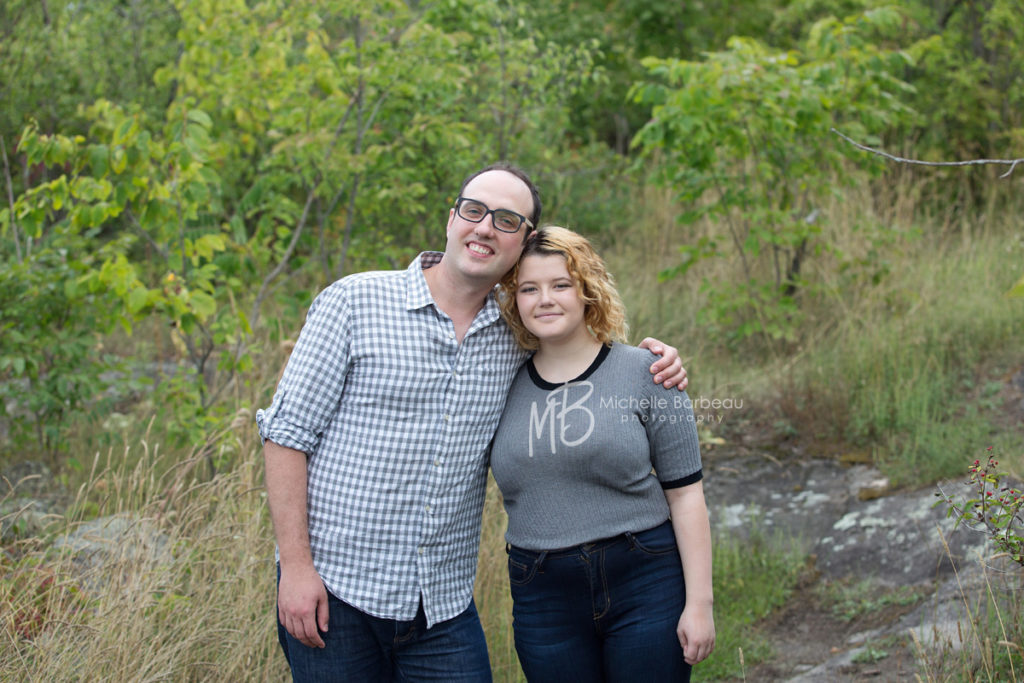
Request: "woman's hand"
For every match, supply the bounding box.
[677,601,715,665]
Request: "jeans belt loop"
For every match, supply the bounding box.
[535,550,548,571]
[624,531,637,550]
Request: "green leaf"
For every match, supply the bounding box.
[186,109,213,129]
[1007,274,1024,299]
[127,287,151,314]
[88,144,109,176]
[190,291,217,320]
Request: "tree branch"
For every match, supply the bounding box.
[125,207,170,261]
[0,136,23,262]
[247,96,358,332]
[832,128,1022,178]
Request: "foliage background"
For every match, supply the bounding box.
[1,0,1022,679]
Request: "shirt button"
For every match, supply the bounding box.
[443,414,450,422]
[434,459,441,467]
[418,547,424,555]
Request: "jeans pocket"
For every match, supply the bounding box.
[507,555,539,586]
[629,523,678,556]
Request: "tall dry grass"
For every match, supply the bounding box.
[1,437,287,681]
[474,476,524,682]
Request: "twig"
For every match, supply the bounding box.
[1,135,24,262]
[124,207,170,261]
[247,97,358,332]
[831,128,1023,178]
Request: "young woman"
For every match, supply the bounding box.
[490,226,715,682]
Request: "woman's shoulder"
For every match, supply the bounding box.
[608,342,659,365]
[603,342,661,380]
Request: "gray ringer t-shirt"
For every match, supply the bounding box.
[490,342,703,551]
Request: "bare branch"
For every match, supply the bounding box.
[124,207,170,261]
[832,128,1023,178]
[247,96,358,332]
[0,136,23,262]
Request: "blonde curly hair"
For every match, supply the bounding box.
[498,226,629,351]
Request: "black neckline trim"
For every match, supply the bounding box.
[526,343,612,390]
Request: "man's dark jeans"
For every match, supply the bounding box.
[276,568,492,682]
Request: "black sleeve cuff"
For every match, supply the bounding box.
[660,469,703,490]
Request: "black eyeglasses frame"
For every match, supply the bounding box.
[454,196,534,234]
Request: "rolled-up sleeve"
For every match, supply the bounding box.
[256,282,353,455]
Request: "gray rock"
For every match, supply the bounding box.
[51,513,175,593]
[704,457,988,585]
[0,497,62,540]
[52,513,172,566]
[1,460,55,498]
[1,461,66,540]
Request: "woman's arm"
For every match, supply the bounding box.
[665,481,716,666]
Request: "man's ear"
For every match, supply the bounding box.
[522,228,537,245]
[446,207,456,235]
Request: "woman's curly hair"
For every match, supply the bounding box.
[498,226,629,351]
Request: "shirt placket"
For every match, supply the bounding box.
[416,314,470,621]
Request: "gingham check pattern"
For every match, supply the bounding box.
[257,252,526,627]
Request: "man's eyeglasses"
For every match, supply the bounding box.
[454,197,533,234]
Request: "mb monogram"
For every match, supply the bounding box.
[528,382,595,458]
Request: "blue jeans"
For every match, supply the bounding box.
[507,520,691,683]
[276,569,492,682]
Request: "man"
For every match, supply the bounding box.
[257,162,688,681]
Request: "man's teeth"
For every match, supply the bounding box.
[468,243,493,255]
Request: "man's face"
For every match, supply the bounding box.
[443,170,534,287]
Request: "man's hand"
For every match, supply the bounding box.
[638,337,688,391]
[278,563,330,648]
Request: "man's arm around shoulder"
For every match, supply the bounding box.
[265,440,329,649]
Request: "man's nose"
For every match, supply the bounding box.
[474,214,498,235]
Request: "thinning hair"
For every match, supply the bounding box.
[457,161,542,233]
[499,226,629,351]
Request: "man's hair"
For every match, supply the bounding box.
[457,161,542,232]
[498,226,629,351]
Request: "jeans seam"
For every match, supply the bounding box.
[592,549,611,622]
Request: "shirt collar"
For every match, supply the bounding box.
[405,252,502,328]
[405,252,443,311]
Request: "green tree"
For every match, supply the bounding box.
[631,8,916,345]
[0,0,179,143]
[0,0,604,459]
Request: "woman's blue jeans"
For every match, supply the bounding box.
[507,520,691,682]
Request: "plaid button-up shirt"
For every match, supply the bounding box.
[257,252,526,626]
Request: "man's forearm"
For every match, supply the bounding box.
[264,440,315,569]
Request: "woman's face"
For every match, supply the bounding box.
[515,253,589,346]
